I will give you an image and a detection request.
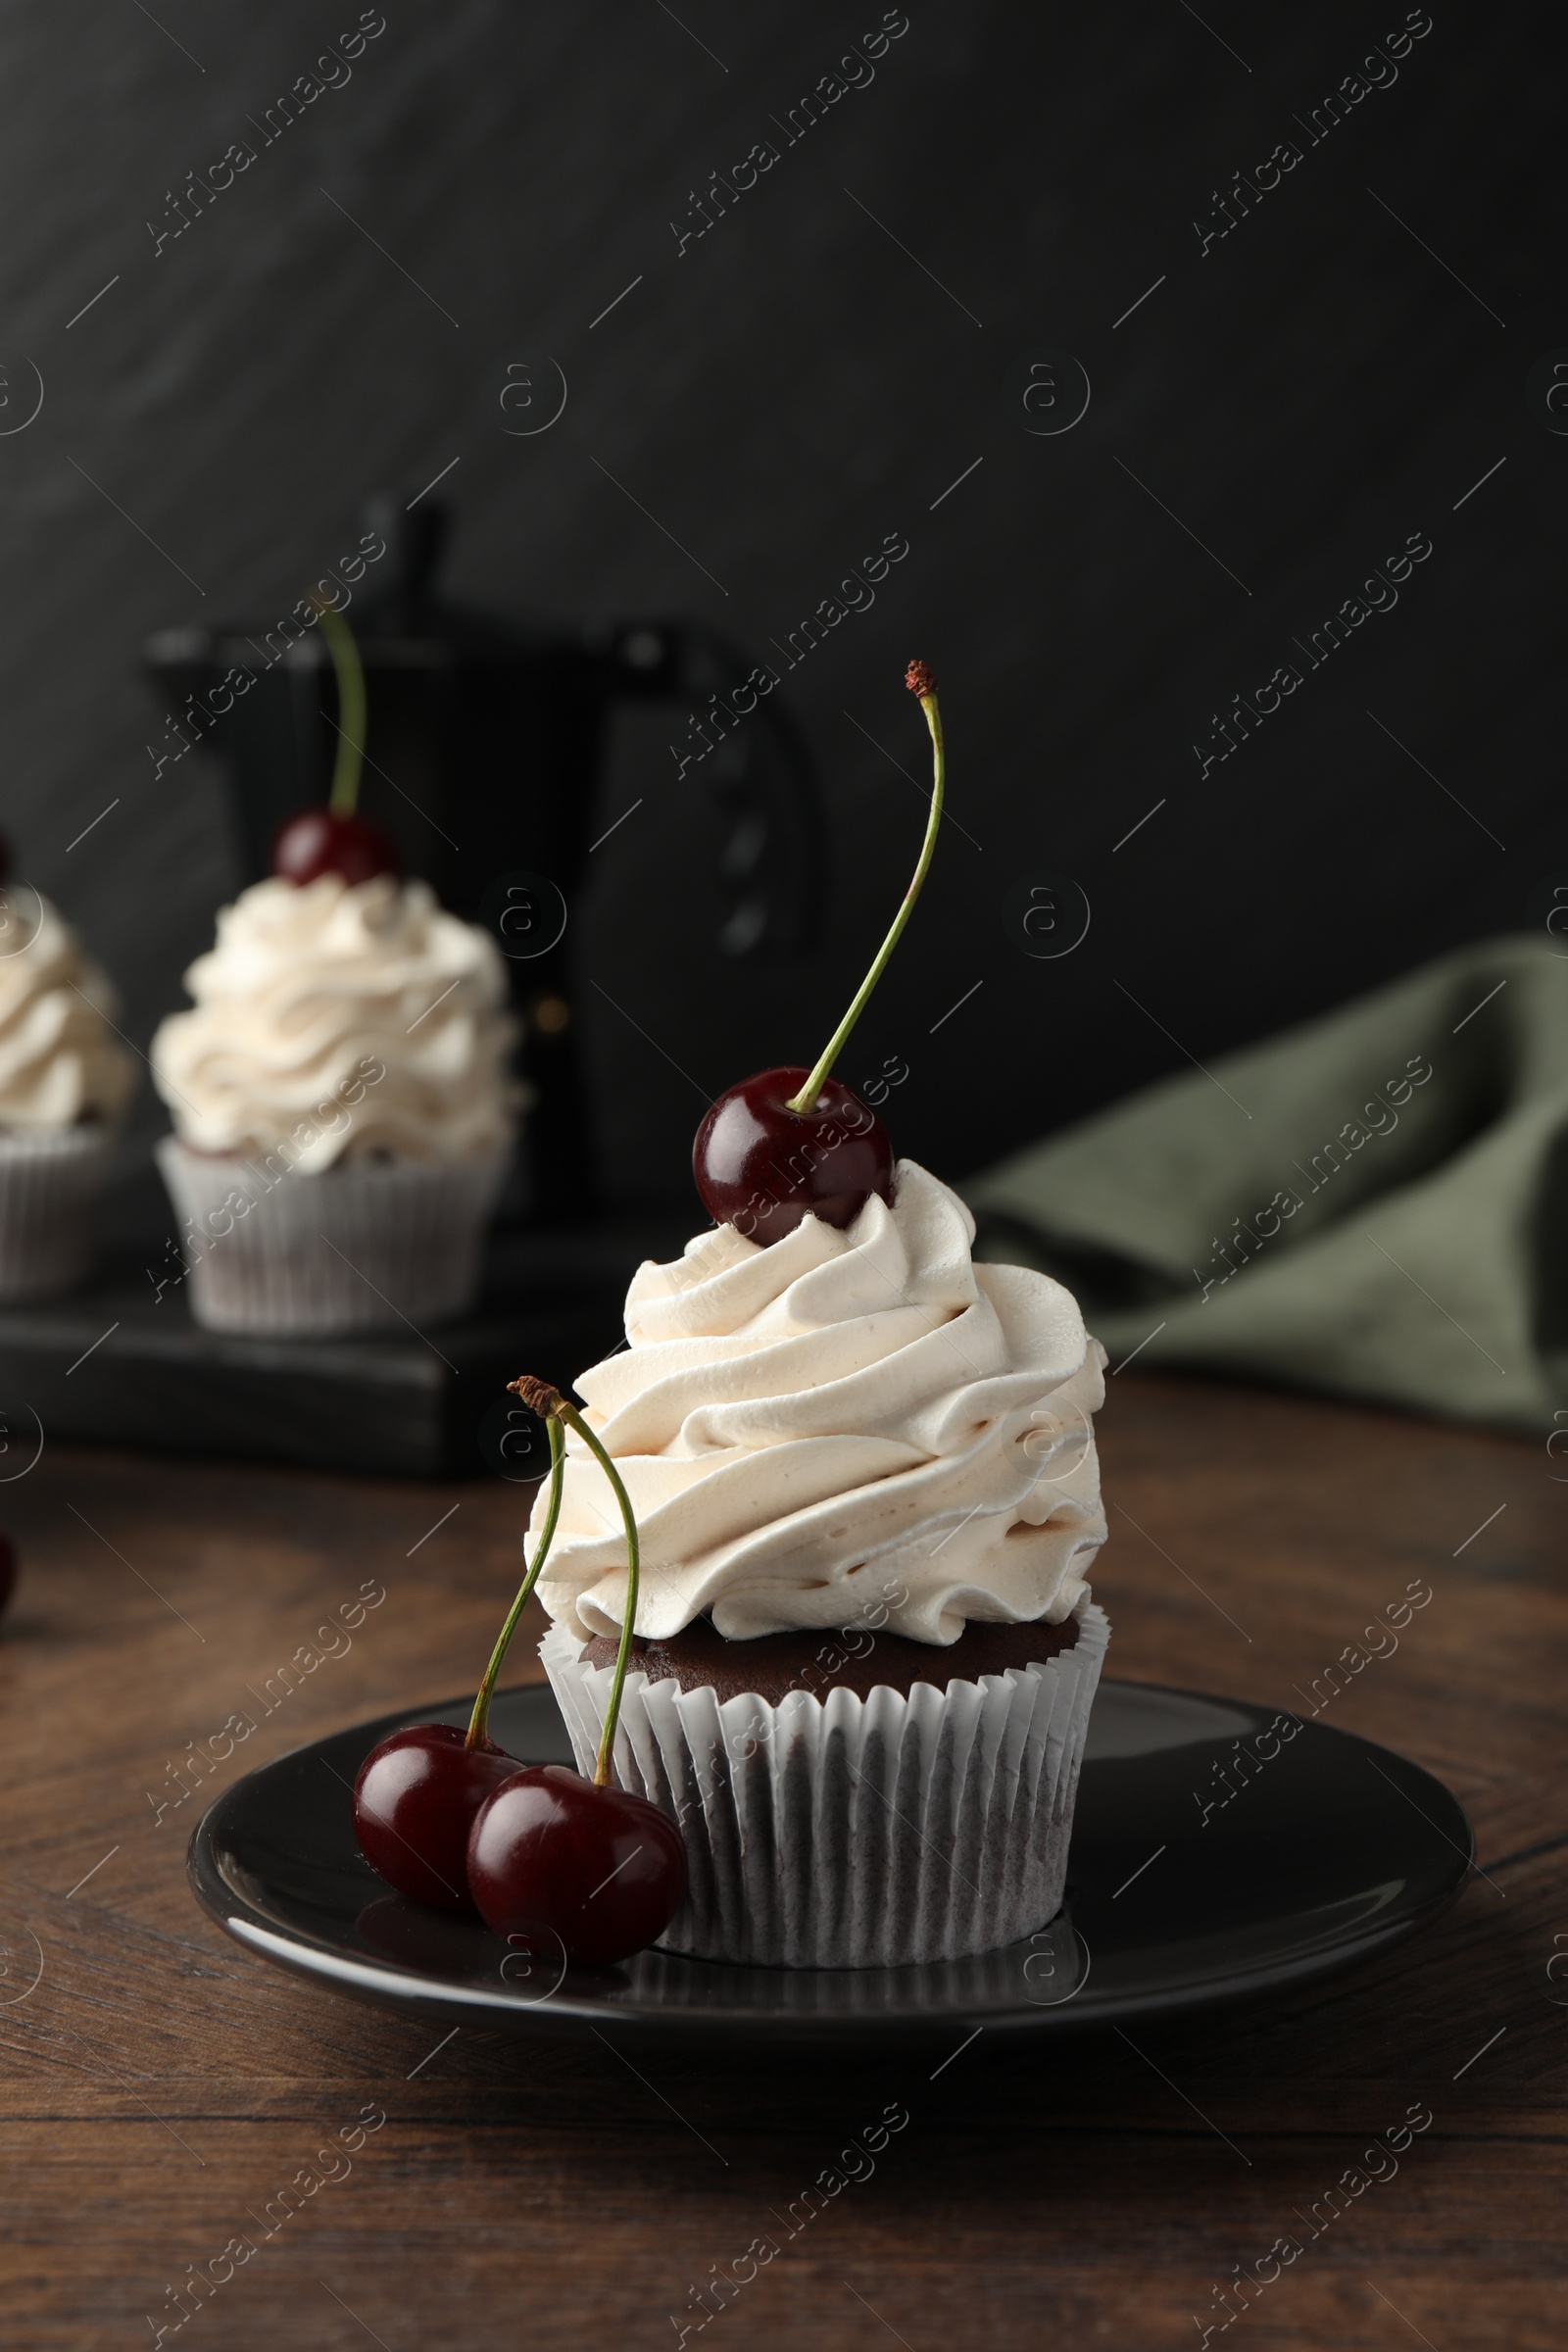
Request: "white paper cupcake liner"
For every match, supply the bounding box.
[156,1137,508,1337]
[0,1124,118,1303]
[540,1601,1109,1969]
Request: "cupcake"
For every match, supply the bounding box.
[150,602,522,1338]
[537,1161,1109,1966]
[528,662,1111,1969]
[344,660,1107,1974]
[0,876,136,1302]
[150,868,519,1336]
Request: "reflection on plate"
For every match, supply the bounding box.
[188,1680,1471,2042]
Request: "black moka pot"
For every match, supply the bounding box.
[142,493,820,1221]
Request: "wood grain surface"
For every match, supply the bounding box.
[0,1372,1561,2349]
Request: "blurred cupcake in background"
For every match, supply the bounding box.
[0,847,137,1303]
[149,604,522,1337]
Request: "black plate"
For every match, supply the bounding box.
[187,1680,1472,2042]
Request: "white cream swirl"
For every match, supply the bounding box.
[0,891,136,1130]
[534,1160,1107,1644]
[151,873,520,1168]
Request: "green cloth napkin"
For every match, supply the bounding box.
[965,935,1568,1437]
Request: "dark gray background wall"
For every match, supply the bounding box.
[4,0,1557,1211]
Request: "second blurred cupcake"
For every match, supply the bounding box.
[151,602,522,1338]
[151,864,520,1336]
[0,876,136,1302]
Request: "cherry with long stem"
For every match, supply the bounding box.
[693,660,946,1243]
[270,601,400,886]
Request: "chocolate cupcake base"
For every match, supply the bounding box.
[541,1600,1109,1970]
[577,1612,1081,1703]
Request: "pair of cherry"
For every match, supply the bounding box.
[354,1376,685,1968]
[354,1723,684,1968]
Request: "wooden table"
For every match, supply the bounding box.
[1,1373,1561,2350]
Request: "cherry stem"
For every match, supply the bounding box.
[314,599,368,820]
[509,1378,641,1789]
[465,1413,564,1750]
[787,666,945,1116]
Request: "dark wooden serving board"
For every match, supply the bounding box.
[0,1206,686,1480]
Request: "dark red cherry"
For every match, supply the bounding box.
[466,1765,687,1967]
[353,1722,521,1912]
[270,806,401,887]
[0,1531,15,1621]
[694,1067,895,1246]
